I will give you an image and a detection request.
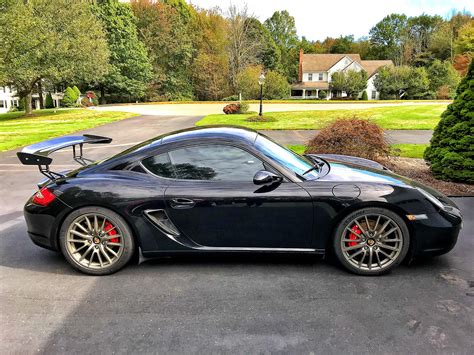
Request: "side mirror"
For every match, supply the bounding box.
[253,170,282,185]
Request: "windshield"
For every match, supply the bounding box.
[254,135,320,180]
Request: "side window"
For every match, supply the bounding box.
[318,73,323,81]
[142,153,176,178]
[308,73,313,81]
[168,145,265,181]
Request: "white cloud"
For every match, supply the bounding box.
[188,0,473,40]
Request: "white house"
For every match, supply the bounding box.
[291,50,393,100]
[0,85,63,113]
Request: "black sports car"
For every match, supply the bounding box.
[17,126,462,276]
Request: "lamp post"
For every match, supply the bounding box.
[258,72,265,116]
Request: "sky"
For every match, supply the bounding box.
[187,0,473,41]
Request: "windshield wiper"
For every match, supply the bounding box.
[302,155,325,176]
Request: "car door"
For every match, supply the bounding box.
[142,143,314,249]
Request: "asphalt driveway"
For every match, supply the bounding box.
[0,113,472,353]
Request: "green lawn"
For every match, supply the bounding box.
[287,144,429,159]
[197,104,447,130]
[0,109,138,151]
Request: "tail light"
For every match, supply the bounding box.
[32,187,56,206]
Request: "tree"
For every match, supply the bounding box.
[45,93,54,109]
[424,61,474,183]
[454,21,474,55]
[189,8,230,100]
[427,60,460,97]
[264,10,299,82]
[131,0,194,100]
[330,35,355,54]
[329,70,367,99]
[62,87,78,107]
[405,14,443,66]
[374,66,430,99]
[0,0,109,115]
[245,17,281,71]
[361,91,368,100]
[369,14,408,64]
[236,66,290,100]
[73,86,81,99]
[226,5,263,90]
[263,71,290,99]
[94,0,152,103]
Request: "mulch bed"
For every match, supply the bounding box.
[387,157,473,197]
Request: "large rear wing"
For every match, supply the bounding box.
[17,134,112,180]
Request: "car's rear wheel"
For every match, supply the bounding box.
[333,207,409,276]
[59,207,134,275]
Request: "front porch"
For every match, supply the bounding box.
[290,89,331,99]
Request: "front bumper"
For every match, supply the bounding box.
[412,209,462,257]
[24,197,71,252]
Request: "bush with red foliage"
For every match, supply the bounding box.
[305,118,391,163]
[223,103,240,114]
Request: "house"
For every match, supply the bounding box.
[0,85,63,113]
[291,50,393,100]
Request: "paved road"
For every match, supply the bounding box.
[1,113,472,353]
[261,129,433,145]
[96,101,447,116]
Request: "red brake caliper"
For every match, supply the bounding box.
[348,224,361,247]
[104,221,119,243]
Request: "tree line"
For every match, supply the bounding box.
[0,0,472,115]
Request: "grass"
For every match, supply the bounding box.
[197,104,447,130]
[0,108,138,151]
[391,143,429,158]
[287,144,429,159]
[114,99,452,105]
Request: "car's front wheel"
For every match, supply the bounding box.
[59,206,135,275]
[333,207,409,276]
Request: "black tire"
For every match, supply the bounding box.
[333,207,409,276]
[59,206,135,275]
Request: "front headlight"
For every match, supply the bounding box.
[416,187,445,209]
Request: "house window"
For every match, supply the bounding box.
[318,73,323,81]
[308,73,313,81]
[371,91,376,99]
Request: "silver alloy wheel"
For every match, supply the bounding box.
[65,213,124,270]
[340,213,403,271]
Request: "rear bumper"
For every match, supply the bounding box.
[24,197,71,252]
[412,209,462,257]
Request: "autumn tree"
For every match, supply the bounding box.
[190,8,230,100]
[0,0,109,115]
[131,0,194,100]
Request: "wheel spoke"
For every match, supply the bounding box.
[375,250,382,268]
[97,250,104,267]
[69,230,91,240]
[377,219,391,235]
[94,215,99,234]
[373,215,381,232]
[103,233,121,240]
[342,237,363,243]
[368,248,373,270]
[378,249,394,260]
[347,248,364,260]
[100,217,106,235]
[72,244,89,254]
[106,246,118,257]
[100,245,113,264]
[379,244,399,252]
[84,216,92,233]
[107,242,123,247]
[74,222,89,234]
[358,250,367,268]
[364,215,371,231]
[342,243,365,252]
[354,220,368,236]
[381,227,398,239]
[78,245,94,262]
[68,238,88,243]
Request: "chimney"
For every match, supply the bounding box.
[298,48,303,82]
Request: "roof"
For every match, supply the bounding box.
[291,82,329,90]
[360,60,394,77]
[301,54,361,72]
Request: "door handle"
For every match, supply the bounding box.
[170,198,196,209]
